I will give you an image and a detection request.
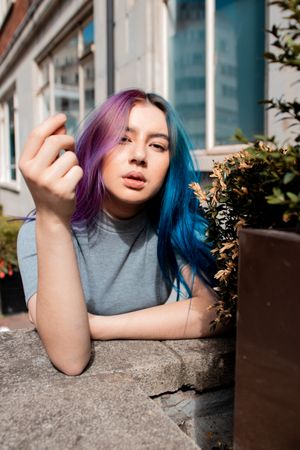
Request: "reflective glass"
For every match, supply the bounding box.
[40,61,49,87]
[7,96,16,181]
[41,86,50,119]
[54,35,79,134]
[168,0,205,148]
[215,0,265,145]
[83,20,94,54]
[83,58,95,116]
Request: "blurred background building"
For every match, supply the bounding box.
[0,0,297,216]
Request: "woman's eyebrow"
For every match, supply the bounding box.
[126,127,169,142]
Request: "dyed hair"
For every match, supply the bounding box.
[73,88,216,296]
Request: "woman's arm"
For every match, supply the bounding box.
[19,115,91,375]
[88,265,221,340]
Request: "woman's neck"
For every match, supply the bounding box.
[102,197,145,220]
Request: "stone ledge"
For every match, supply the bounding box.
[0,329,235,396]
[0,329,235,449]
[1,376,199,450]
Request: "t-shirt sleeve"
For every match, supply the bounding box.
[17,220,37,305]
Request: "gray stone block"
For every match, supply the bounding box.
[86,339,183,396]
[0,329,62,385]
[0,330,183,396]
[1,377,199,450]
[162,338,235,392]
[0,329,235,449]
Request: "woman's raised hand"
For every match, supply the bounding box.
[19,114,83,223]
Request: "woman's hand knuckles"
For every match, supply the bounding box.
[46,134,74,146]
[75,165,84,178]
[43,135,62,147]
[61,150,78,165]
[29,128,43,141]
[21,164,41,183]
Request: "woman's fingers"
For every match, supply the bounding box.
[60,165,84,192]
[45,150,79,179]
[33,134,75,169]
[18,114,82,221]
[21,114,67,161]
[53,125,67,136]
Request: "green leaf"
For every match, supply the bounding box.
[266,196,285,204]
[286,192,299,203]
[264,52,277,60]
[283,172,296,184]
[233,128,249,144]
[265,187,286,204]
[253,134,272,141]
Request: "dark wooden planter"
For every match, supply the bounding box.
[0,271,27,315]
[234,229,300,450]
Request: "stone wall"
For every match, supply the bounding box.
[0,329,235,449]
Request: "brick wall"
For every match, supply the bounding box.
[0,0,34,56]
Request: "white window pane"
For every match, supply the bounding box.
[7,96,16,181]
[215,0,265,145]
[41,86,50,118]
[40,60,49,87]
[54,35,79,134]
[168,0,206,149]
[83,58,95,116]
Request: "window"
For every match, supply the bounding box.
[37,18,95,135]
[168,0,265,151]
[0,92,19,187]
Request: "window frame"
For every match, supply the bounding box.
[36,17,95,124]
[0,90,21,192]
[164,0,265,166]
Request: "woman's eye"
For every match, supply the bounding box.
[151,143,167,151]
[120,136,131,144]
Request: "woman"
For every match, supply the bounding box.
[17,89,218,376]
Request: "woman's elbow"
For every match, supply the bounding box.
[53,352,91,376]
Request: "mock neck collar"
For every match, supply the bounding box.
[95,209,147,234]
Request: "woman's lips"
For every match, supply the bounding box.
[122,177,146,189]
[122,171,146,190]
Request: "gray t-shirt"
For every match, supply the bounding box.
[17,210,174,315]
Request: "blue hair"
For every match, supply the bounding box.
[145,93,216,297]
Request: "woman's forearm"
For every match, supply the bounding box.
[35,212,91,375]
[89,294,219,341]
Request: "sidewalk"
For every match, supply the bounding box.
[0,312,33,331]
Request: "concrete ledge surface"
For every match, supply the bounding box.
[0,329,235,449]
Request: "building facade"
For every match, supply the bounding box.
[0,0,297,216]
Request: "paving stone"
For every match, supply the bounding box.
[0,329,61,386]
[1,377,199,450]
[82,339,183,396]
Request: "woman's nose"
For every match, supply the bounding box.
[129,144,147,166]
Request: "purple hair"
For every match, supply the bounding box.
[72,89,168,226]
[72,89,150,225]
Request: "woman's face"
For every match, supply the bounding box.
[102,101,170,218]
